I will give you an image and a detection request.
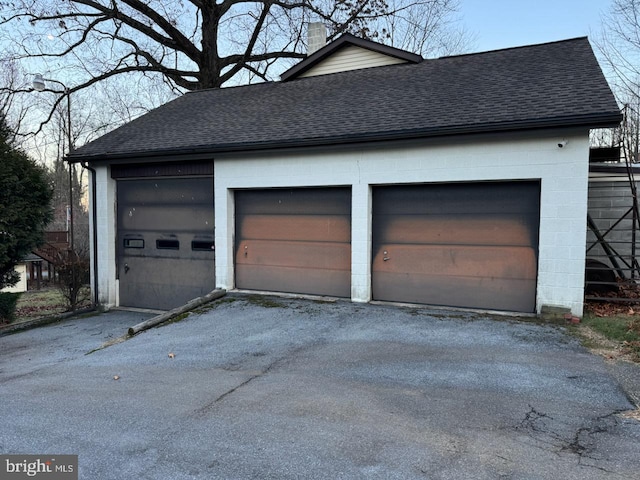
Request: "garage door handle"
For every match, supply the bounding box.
[383,256,390,261]
[124,263,130,273]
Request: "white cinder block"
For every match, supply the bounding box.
[93,165,117,308]
[94,129,590,316]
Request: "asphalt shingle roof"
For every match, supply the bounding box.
[70,37,621,162]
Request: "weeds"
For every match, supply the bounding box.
[193,296,237,314]
[157,312,191,328]
[580,313,640,362]
[244,295,286,308]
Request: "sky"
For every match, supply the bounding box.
[5,0,621,164]
[460,0,612,53]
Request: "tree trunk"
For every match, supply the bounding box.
[200,5,224,89]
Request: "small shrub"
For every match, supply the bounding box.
[55,250,90,311]
[0,292,21,324]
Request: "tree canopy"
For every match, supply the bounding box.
[0,0,466,89]
[0,0,470,144]
[0,115,53,289]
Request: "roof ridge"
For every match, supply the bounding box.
[184,80,277,96]
[439,36,590,60]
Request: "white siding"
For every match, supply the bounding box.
[299,45,407,78]
[1,263,27,293]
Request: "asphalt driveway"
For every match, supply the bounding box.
[1,294,639,479]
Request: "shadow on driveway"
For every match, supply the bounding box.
[1,294,639,479]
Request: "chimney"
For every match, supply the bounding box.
[307,22,327,55]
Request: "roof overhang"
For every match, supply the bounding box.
[68,111,622,165]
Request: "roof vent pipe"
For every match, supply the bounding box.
[307,22,327,55]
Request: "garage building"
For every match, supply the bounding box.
[69,33,621,315]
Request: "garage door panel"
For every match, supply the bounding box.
[236,265,350,297]
[237,188,351,215]
[373,245,537,279]
[374,215,535,246]
[373,183,540,216]
[237,215,350,243]
[236,240,351,270]
[118,178,213,204]
[235,188,351,298]
[372,182,539,312]
[118,257,215,310]
[120,204,213,231]
[372,272,536,311]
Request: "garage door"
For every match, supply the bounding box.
[117,177,215,310]
[235,188,351,297]
[372,182,540,312]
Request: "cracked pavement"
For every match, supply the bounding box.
[1,294,639,479]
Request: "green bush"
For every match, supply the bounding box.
[0,292,21,323]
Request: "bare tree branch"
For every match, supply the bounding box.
[0,0,471,143]
[594,0,640,156]
[597,0,640,101]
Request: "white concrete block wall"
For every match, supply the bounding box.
[351,183,372,302]
[92,129,590,315]
[213,186,235,290]
[214,129,590,316]
[88,172,95,299]
[93,165,117,308]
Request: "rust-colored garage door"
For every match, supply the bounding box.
[235,187,351,297]
[372,182,540,312]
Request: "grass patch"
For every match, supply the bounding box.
[14,288,68,321]
[10,287,93,324]
[582,314,639,342]
[579,313,640,362]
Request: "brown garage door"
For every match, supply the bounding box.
[235,187,351,297]
[372,181,540,312]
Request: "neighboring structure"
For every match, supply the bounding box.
[69,33,621,315]
[1,263,27,293]
[0,231,69,294]
[586,159,640,295]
